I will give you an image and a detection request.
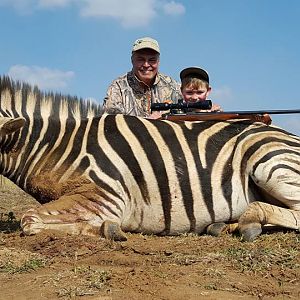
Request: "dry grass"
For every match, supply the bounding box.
[53,266,112,298]
[0,248,46,274]
[0,176,17,189]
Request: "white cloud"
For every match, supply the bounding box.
[8,65,74,90]
[163,1,185,15]
[80,0,157,28]
[0,0,185,27]
[0,0,71,13]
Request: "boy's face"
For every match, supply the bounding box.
[181,85,211,103]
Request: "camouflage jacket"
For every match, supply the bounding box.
[102,71,182,117]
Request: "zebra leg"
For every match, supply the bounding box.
[238,202,300,241]
[99,220,127,241]
[242,155,300,241]
[21,193,127,240]
[206,222,239,237]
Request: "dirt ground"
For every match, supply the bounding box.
[0,179,299,300]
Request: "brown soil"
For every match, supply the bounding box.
[0,180,299,300]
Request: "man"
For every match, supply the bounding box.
[102,37,181,118]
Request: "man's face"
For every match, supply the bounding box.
[131,49,160,85]
[182,85,211,103]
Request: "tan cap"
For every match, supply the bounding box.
[180,67,209,84]
[132,37,160,53]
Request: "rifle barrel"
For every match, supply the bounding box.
[209,109,300,115]
[160,109,300,124]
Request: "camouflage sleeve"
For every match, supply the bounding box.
[102,81,126,114]
[171,80,182,103]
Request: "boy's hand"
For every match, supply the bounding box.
[211,103,222,112]
[194,103,223,113]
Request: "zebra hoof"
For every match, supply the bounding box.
[239,225,262,242]
[206,222,228,237]
[158,229,170,236]
[100,220,127,241]
[21,209,44,235]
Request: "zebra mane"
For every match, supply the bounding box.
[0,76,103,119]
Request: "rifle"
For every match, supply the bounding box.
[151,100,300,125]
[151,100,212,112]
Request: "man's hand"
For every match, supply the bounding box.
[147,111,163,119]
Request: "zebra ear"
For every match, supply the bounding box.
[0,117,26,136]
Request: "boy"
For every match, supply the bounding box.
[180,67,222,112]
[180,67,271,123]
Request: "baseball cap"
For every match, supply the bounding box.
[180,67,209,84]
[132,37,160,53]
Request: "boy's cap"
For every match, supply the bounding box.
[132,37,160,53]
[180,67,209,84]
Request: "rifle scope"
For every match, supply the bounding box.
[151,99,212,111]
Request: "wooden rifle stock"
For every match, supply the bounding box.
[160,109,300,125]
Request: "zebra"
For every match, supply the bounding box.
[0,76,299,242]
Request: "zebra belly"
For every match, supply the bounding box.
[121,196,240,235]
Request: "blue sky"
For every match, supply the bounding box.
[1,0,300,135]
